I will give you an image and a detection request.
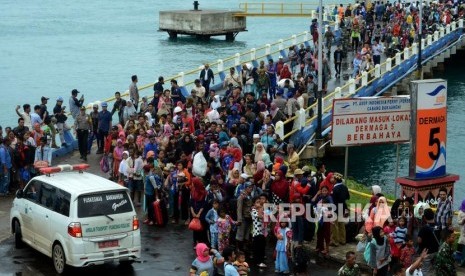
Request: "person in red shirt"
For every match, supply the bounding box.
[319,172,336,194]
[182,110,195,134]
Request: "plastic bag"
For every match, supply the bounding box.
[100,155,110,173]
[356,240,366,252]
[188,218,203,231]
[192,152,207,177]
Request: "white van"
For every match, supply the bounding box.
[10,164,141,274]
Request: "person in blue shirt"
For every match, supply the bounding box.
[260,126,277,150]
[143,135,158,159]
[0,138,12,195]
[226,106,241,130]
[352,53,362,78]
[34,137,52,166]
[96,102,112,154]
[223,247,240,276]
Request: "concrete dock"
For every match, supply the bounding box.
[159,10,246,40]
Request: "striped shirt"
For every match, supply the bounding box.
[394,226,407,244]
[435,199,452,230]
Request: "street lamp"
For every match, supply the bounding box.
[417,1,423,79]
[316,0,323,141]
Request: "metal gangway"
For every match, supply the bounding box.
[234,2,338,18]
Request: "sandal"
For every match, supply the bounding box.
[148,221,154,226]
[143,219,150,224]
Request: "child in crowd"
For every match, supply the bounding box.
[383,219,396,238]
[216,207,236,253]
[394,216,408,244]
[274,216,292,274]
[205,200,220,250]
[251,196,267,268]
[233,251,250,275]
[209,142,220,164]
[400,235,416,269]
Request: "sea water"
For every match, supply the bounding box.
[0,0,463,207]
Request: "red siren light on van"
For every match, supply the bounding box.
[40,164,90,175]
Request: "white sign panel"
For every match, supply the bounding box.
[331,96,411,146]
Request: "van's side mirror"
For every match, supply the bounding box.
[16,189,23,199]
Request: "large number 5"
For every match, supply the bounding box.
[428,127,440,160]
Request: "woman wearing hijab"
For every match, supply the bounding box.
[117,151,130,186]
[271,170,289,205]
[367,226,391,276]
[227,168,241,187]
[254,142,272,169]
[228,137,243,172]
[319,172,335,194]
[210,95,221,110]
[253,161,266,187]
[364,185,382,221]
[279,64,292,80]
[189,243,224,276]
[458,199,465,267]
[365,196,391,234]
[112,139,124,181]
[178,134,195,158]
[269,102,286,125]
[190,177,209,247]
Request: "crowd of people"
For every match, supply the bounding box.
[1,0,465,275]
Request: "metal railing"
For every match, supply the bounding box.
[235,2,338,17]
[284,19,464,141]
[87,24,336,109]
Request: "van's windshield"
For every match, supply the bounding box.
[77,191,133,218]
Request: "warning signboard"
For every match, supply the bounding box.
[331,96,411,146]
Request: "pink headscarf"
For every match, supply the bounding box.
[195,243,210,263]
[163,122,173,137]
[256,160,265,172]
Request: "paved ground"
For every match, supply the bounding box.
[0,147,340,276]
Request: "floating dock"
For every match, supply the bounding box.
[159,9,247,41]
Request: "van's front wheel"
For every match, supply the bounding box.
[52,243,67,274]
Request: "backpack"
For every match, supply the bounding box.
[222,154,233,172]
[100,155,110,173]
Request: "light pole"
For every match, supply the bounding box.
[417,1,423,80]
[316,0,323,141]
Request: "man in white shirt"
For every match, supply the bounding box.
[192,79,206,99]
[15,104,32,129]
[372,40,384,65]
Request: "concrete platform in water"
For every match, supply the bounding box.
[159,9,247,41]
